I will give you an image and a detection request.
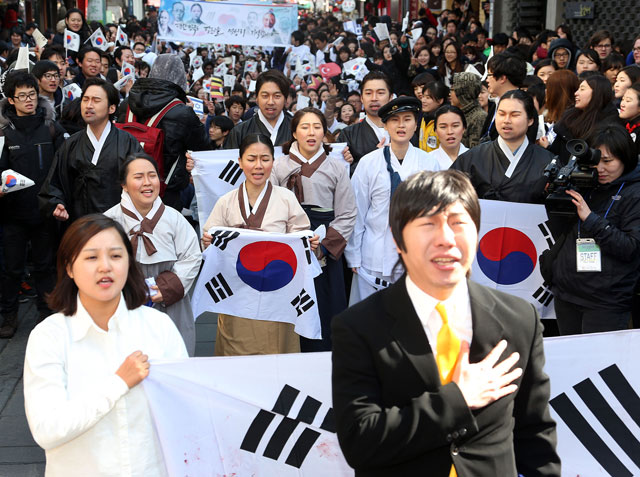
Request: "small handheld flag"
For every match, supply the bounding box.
[116,25,128,46]
[64,29,80,52]
[62,83,82,101]
[121,61,135,77]
[87,29,108,51]
[1,170,35,193]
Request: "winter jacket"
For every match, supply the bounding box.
[0,98,67,224]
[551,164,640,312]
[118,78,209,209]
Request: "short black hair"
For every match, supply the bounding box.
[210,114,235,133]
[255,69,290,97]
[422,81,449,102]
[81,77,120,113]
[576,49,601,69]
[526,82,546,109]
[239,133,274,158]
[499,89,538,121]
[4,71,39,98]
[434,104,467,129]
[591,123,638,174]
[225,95,246,110]
[411,71,437,89]
[114,46,132,62]
[390,170,481,252]
[32,60,60,80]
[231,83,247,98]
[77,46,102,64]
[487,52,526,87]
[360,71,392,95]
[119,152,158,184]
[40,44,65,62]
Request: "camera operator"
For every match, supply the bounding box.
[551,124,640,335]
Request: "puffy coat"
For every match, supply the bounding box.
[0,97,67,224]
[118,78,209,209]
[551,164,640,311]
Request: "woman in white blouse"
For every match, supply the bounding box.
[24,214,187,476]
[426,105,469,170]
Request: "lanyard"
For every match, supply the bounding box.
[578,182,625,238]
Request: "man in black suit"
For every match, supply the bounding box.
[332,170,560,476]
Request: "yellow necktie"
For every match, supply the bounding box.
[435,303,460,477]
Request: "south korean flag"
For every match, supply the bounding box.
[191,149,249,232]
[471,199,556,318]
[191,227,322,339]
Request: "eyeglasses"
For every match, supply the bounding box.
[14,91,37,102]
[595,44,611,49]
[43,73,61,80]
[555,52,569,58]
[634,47,640,53]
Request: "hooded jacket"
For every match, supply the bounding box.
[452,72,487,149]
[0,97,67,224]
[547,38,575,70]
[551,164,640,311]
[118,78,208,209]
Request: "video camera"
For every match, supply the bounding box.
[544,139,600,218]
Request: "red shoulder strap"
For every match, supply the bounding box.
[147,99,183,128]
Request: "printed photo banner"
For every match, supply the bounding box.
[144,330,640,476]
[158,0,298,47]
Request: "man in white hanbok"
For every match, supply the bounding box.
[345,97,441,305]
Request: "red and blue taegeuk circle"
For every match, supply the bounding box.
[477,227,537,285]
[96,37,103,45]
[236,241,297,292]
[4,175,16,187]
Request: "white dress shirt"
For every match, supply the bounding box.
[405,275,473,355]
[24,294,188,477]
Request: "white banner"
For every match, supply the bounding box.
[191,227,321,339]
[544,329,640,476]
[471,199,556,318]
[144,330,640,476]
[143,353,353,476]
[191,144,348,233]
[158,0,298,47]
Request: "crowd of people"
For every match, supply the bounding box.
[0,2,639,473]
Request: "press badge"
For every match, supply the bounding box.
[576,238,601,272]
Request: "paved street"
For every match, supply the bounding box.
[0,298,217,477]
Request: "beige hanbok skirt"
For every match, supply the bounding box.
[214,314,300,356]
